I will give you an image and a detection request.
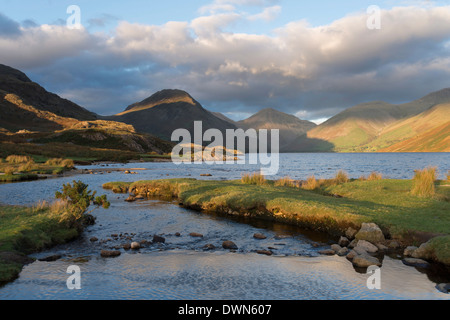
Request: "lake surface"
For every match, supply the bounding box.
[0,153,449,300]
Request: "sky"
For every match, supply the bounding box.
[1,0,450,123]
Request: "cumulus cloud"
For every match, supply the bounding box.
[1,4,450,121]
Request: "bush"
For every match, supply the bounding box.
[6,155,32,164]
[241,173,266,185]
[18,160,37,173]
[411,167,437,197]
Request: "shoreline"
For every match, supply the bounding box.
[103,178,450,268]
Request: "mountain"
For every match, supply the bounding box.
[0,64,97,126]
[0,64,172,154]
[237,108,317,152]
[212,112,237,126]
[289,88,450,152]
[109,89,237,141]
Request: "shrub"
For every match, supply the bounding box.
[6,155,32,164]
[333,170,349,185]
[367,172,383,181]
[241,172,266,185]
[411,167,437,197]
[275,176,297,188]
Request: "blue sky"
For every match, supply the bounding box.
[1,0,450,122]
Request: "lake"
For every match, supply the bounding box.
[0,153,449,300]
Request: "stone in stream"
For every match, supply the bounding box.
[352,254,381,268]
[203,244,216,251]
[404,246,418,257]
[222,241,238,250]
[100,250,121,258]
[256,250,273,256]
[122,243,131,250]
[175,232,181,237]
[253,233,267,240]
[436,283,450,294]
[189,233,204,238]
[318,249,335,256]
[337,247,349,257]
[355,240,379,253]
[355,223,385,244]
[38,254,62,262]
[402,258,430,268]
[331,244,342,253]
[346,250,358,261]
[125,196,136,202]
[345,227,358,240]
[131,242,141,250]
[338,236,350,247]
[153,235,166,244]
[90,237,98,242]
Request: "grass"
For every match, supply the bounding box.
[0,202,82,282]
[411,167,437,198]
[241,173,266,185]
[274,176,297,188]
[104,176,450,265]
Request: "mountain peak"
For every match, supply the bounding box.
[124,89,197,113]
[0,64,31,83]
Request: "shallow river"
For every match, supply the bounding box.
[0,153,449,300]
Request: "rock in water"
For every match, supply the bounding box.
[436,283,450,294]
[131,242,140,250]
[355,223,385,244]
[253,233,267,240]
[189,233,204,238]
[355,240,379,253]
[402,258,430,268]
[100,250,121,258]
[345,227,358,240]
[352,254,381,268]
[338,236,350,247]
[222,241,238,250]
[153,235,166,244]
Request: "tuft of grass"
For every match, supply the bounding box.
[274,176,297,188]
[367,172,383,181]
[447,170,450,183]
[302,175,320,190]
[3,166,15,175]
[6,155,32,164]
[333,170,349,185]
[44,158,74,169]
[18,160,37,173]
[241,173,266,185]
[411,167,437,198]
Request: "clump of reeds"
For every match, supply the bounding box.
[333,170,349,185]
[302,175,319,190]
[3,166,15,175]
[411,167,437,197]
[241,172,266,185]
[274,176,297,188]
[45,158,75,168]
[446,170,450,183]
[18,160,37,173]
[6,155,32,164]
[367,172,383,181]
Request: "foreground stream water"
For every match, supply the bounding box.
[0,153,449,300]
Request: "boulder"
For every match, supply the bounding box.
[253,233,267,240]
[222,241,238,250]
[337,247,349,256]
[436,283,450,294]
[89,237,98,242]
[175,232,181,237]
[404,246,418,257]
[352,254,381,268]
[338,236,350,247]
[355,240,379,253]
[411,242,433,260]
[376,243,388,251]
[402,258,430,268]
[331,244,342,253]
[122,243,131,250]
[100,250,121,258]
[355,223,385,244]
[346,250,358,261]
[152,235,166,244]
[387,240,400,249]
[345,227,358,240]
[348,239,358,249]
[131,242,141,250]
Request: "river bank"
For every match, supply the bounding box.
[103,178,450,269]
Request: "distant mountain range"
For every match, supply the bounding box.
[0,64,448,153]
